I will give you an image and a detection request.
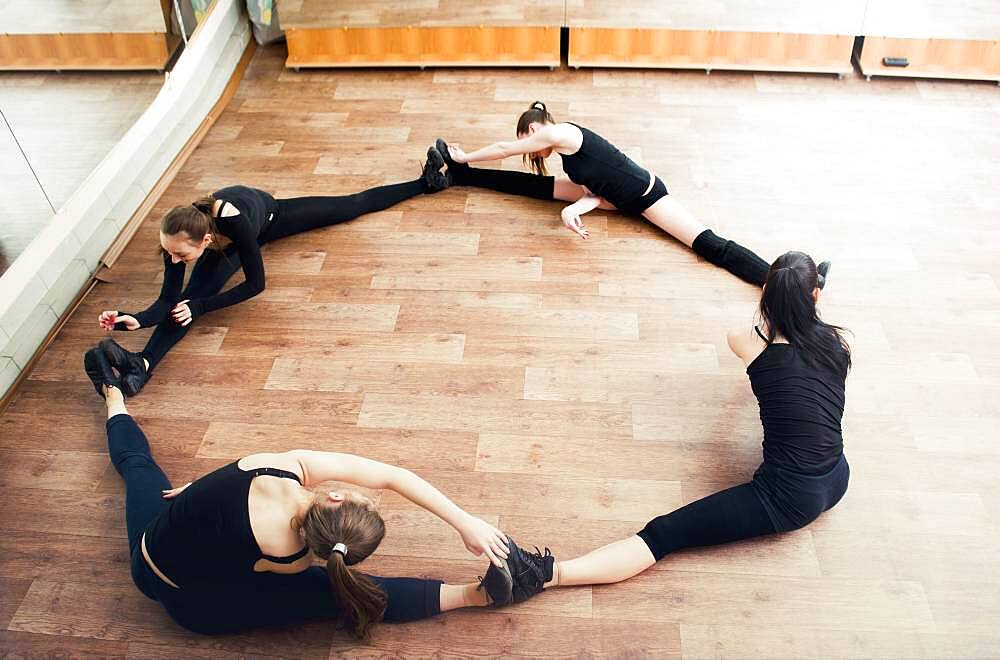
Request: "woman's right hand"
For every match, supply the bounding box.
[458,515,510,568]
[560,209,590,239]
[99,311,139,331]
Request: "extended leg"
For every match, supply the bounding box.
[549,482,776,587]
[691,228,770,287]
[169,566,490,634]
[447,165,556,201]
[105,387,171,555]
[263,182,426,243]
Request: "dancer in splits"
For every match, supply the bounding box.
[95,148,450,396]
[82,354,552,637]
[489,253,849,600]
[437,101,830,288]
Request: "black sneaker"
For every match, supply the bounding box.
[435,138,466,170]
[422,146,449,193]
[83,347,119,399]
[477,557,513,607]
[507,539,554,605]
[435,138,468,186]
[99,337,148,397]
[817,261,832,290]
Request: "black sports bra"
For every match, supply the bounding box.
[144,462,309,586]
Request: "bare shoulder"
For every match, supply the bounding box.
[727,325,767,366]
[551,122,583,147]
[237,451,304,479]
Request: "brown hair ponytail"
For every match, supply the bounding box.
[160,195,223,254]
[516,101,555,176]
[301,499,387,640]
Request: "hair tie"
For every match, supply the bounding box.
[332,542,348,557]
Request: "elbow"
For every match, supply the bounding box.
[385,464,410,491]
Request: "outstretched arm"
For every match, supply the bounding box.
[288,450,510,566]
[451,125,562,164]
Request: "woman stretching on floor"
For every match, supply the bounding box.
[497,252,850,599]
[80,356,550,637]
[436,102,829,288]
[94,148,451,397]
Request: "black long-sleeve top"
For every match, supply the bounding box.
[124,185,277,329]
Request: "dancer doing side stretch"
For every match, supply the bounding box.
[94,148,451,396]
[81,357,552,638]
[493,252,850,596]
[436,102,830,288]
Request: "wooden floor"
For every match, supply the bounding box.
[0,70,163,276]
[3,45,1000,657]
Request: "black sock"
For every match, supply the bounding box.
[450,166,554,201]
[692,229,769,287]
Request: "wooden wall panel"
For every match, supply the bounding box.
[569,28,855,74]
[858,37,1000,82]
[0,33,177,71]
[285,26,560,68]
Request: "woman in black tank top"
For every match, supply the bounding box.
[84,362,553,638]
[465,252,851,600]
[89,148,451,398]
[438,102,830,290]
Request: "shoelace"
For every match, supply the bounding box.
[514,545,552,589]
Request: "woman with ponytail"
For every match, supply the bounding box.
[478,252,851,601]
[81,359,548,638]
[436,102,829,289]
[94,148,451,397]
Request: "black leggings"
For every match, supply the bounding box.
[637,456,849,561]
[449,164,555,201]
[107,414,442,634]
[142,180,425,369]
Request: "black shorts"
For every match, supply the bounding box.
[616,176,668,216]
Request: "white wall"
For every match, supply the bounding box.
[0,0,250,399]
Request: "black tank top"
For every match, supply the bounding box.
[145,462,309,586]
[747,328,846,474]
[558,123,651,209]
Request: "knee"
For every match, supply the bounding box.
[111,450,157,475]
[636,516,673,562]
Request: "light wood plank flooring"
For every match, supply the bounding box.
[2,45,999,657]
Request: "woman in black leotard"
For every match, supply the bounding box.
[80,358,551,638]
[438,102,830,289]
[488,251,850,597]
[93,148,451,396]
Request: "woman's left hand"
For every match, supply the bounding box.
[171,300,192,326]
[162,482,192,499]
[459,515,510,567]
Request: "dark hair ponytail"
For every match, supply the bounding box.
[516,101,554,176]
[160,195,223,254]
[759,251,852,379]
[300,499,387,640]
